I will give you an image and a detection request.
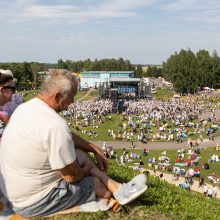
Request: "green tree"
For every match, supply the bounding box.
[196,50,213,88]
[146,66,153,77]
[163,49,198,94]
[146,66,163,77]
[211,50,220,88]
[136,65,143,78]
[57,59,67,69]
[30,62,41,89]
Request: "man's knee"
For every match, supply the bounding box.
[76,149,93,166]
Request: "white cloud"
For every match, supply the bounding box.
[162,0,220,25]
[26,5,137,19]
[98,0,155,11]
[0,0,155,26]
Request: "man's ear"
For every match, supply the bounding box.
[55,92,62,102]
[0,87,4,94]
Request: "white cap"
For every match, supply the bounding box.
[0,69,13,77]
[0,69,17,85]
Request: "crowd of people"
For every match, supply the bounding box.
[62,94,220,146]
[148,77,173,90]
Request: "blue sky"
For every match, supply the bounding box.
[1,0,220,64]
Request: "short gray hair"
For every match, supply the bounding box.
[39,69,78,97]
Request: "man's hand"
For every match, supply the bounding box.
[94,148,108,172]
[59,161,85,183]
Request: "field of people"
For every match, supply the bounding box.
[58,88,220,145]
[109,147,220,184]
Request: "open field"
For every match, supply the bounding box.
[20,90,90,102]
[154,89,174,100]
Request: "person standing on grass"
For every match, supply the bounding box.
[203,184,208,196]
[0,69,147,218]
[199,177,204,187]
[207,187,213,198]
[212,186,217,198]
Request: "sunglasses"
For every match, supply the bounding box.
[2,85,16,92]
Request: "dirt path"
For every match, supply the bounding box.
[77,88,95,101]
[90,137,220,150]
[198,109,220,120]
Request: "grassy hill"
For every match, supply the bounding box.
[33,161,220,220]
[20,90,88,102]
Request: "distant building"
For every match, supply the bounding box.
[141,65,163,72]
[37,71,46,81]
[79,71,135,89]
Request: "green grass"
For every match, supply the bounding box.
[21,88,176,102]
[33,161,220,220]
[20,90,90,102]
[74,90,88,100]
[153,89,174,100]
[71,114,122,141]
[81,89,99,101]
[19,90,38,101]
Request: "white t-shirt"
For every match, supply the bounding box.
[0,98,76,208]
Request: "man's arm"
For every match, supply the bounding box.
[59,160,93,183]
[0,111,9,124]
[71,132,108,172]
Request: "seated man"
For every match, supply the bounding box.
[0,69,147,218]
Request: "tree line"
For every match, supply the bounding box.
[162,49,220,94]
[0,62,55,90]
[0,50,220,93]
[0,58,134,89]
[57,58,134,72]
[136,49,220,94]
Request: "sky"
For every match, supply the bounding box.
[0,0,220,64]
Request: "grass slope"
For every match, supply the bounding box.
[34,161,220,220]
[154,89,174,101]
[20,90,89,102]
